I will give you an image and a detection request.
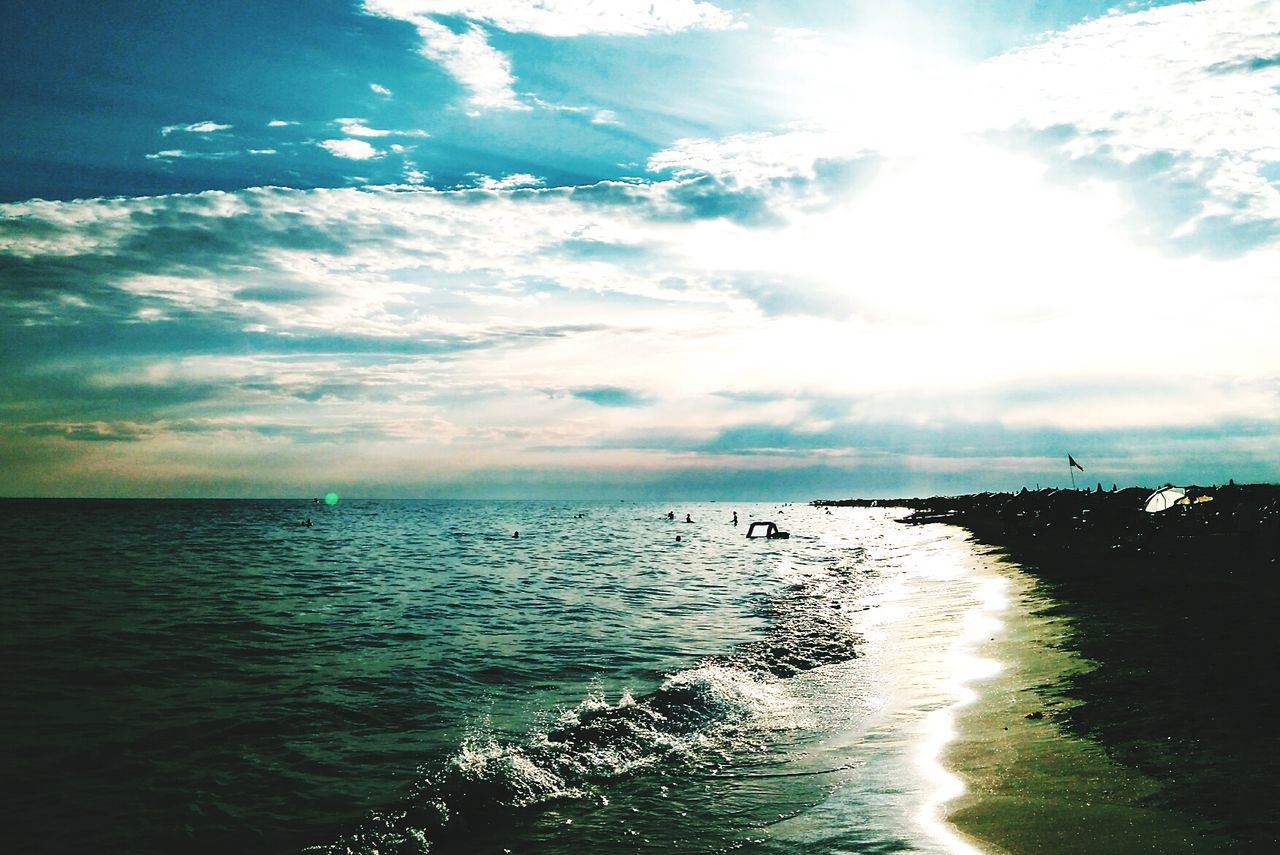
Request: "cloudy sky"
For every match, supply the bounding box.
[3,0,1279,498]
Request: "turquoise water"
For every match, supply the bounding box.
[0,500,999,854]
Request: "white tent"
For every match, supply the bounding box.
[1143,485,1187,513]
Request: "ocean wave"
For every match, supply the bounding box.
[308,665,802,854]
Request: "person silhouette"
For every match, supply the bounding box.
[685,514,693,523]
[732,512,738,526]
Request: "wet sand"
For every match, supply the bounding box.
[944,553,1228,854]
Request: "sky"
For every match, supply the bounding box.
[2,0,1279,499]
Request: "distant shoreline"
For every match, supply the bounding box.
[817,486,1279,851]
[817,482,1280,572]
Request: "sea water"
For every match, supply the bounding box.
[0,500,1004,854]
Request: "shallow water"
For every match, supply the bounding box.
[0,499,1001,854]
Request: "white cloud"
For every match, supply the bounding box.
[362,0,738,111]
[268,119,298,127]
[472,173,545,190]
[729,0,1280,249]
[976,0,1280,233]
[337,118,394,138]
[5,163,1279,493]
[364,1,740,37]
[769,26,822,46]
[370,82,393,96]
[525,95,623,124]
[145,147,277,160]
[526,95,589,114]
[319,138,381,160]
[145,149,243,160]
[336,118,430,138]
[161,121,232,135]
[392,15,527,112]
[648,127,864,186]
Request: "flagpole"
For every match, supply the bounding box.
[1069,455,1076,489]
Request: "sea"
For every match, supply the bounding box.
[0,499,1007,854]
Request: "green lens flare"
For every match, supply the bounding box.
[324,492,339,506]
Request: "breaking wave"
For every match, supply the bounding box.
[310,665,801,854]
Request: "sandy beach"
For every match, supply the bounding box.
[943,552,1228,854]
[821,486,1279,852]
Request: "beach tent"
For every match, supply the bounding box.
[1144,485,1187,513]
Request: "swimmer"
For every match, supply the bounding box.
[685,514,693,523]
[732,512,738,526]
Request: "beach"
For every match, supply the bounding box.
[943,555,1227,853]
[844,486,1280,853]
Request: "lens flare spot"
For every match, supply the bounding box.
[324,492,339,506]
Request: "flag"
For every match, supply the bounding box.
[1069,454,1084,472]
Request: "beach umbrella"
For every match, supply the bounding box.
[1143,485,1186,513]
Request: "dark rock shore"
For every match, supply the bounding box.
[819,483,1280,576]
[816,484,1280,850]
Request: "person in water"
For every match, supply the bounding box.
[732,512,738,526]
[685,514,693,523]
[667,511,675,520]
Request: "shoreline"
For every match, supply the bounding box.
[942,549,1226,853]
[817,487,1278,852]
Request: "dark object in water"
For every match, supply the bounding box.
[745,521,790,539]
